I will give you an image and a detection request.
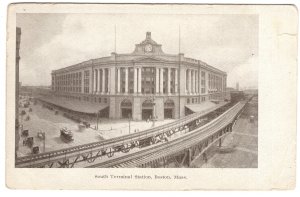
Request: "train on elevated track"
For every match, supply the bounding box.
[100,100,239,159]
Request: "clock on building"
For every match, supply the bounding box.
[144,44,153,52]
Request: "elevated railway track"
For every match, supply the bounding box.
[16,99,249,168]
[88,101,246,168]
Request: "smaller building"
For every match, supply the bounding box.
[230,91,245,103]
[15,27,21,155]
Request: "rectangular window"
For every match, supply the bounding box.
[84,70,90,93]
[201,71,205,77]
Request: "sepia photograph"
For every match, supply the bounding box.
[6,3,296,190]
[15,12,258,168]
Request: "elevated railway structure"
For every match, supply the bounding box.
[16,99,249,168]
[88,101,246,168]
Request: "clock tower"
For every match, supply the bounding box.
[133,32,164,55]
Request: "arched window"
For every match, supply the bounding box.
[121,99,132,108]
[164,99,175,108]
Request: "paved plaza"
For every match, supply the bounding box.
[17,97,174,157]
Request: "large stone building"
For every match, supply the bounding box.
[48,32,227,120]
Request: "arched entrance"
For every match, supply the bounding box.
[121,99,132,119]
[142,99,154,120]
[164,99,175,119]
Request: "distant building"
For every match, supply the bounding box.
[41,32,227,120]
[243,89,258,95]
[236,82,239,91]
[224,87,235,101]
[230,91,245,103]
[226,87,235,92]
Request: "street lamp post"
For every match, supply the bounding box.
[42,132,46,153]
[37,131,46,153]
[96,110,101,130]
[96,112,99,130]
[150,96,157,127]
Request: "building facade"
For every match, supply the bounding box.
[16,27,21,155]
[49,32,227,120]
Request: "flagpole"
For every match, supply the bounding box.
[114,24,116,53]
[179,25,181,54]
[178,25,181,118]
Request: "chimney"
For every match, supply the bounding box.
[146,32,151,39]
[179,53,184,61]
[111,52,117,61]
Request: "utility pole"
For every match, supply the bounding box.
[179,25,181,54]
[178,25,181,118]
[151,96,156,127]
[43,132,46,153]
[96,111,99,130]
[128,113,131,134]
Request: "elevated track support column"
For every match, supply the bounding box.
[162,157,166,167]
[203,152,208,163]
[187,148,192,167]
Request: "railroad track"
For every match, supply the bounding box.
[16,102,229,167]
[87,102,245,168]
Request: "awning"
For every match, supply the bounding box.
[38,96,109,114]
[185,101,217,113]
[210,99,221,104]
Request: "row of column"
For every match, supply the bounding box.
[186,69,199,94]
[210,75,224,91]
[92,67,224,95]
[154,67,178,94]
[93,68,109,94]
[116,67,143,93]
[115,67,178,94]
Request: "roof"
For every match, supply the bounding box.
[139,32,159,45]
[52,32,226,75]
[185,101,217,113]
[39,96,109,114]
[116,54,178,62]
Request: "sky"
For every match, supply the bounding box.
[17,13,258,89]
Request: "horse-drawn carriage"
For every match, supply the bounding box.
[60,127,74,141]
